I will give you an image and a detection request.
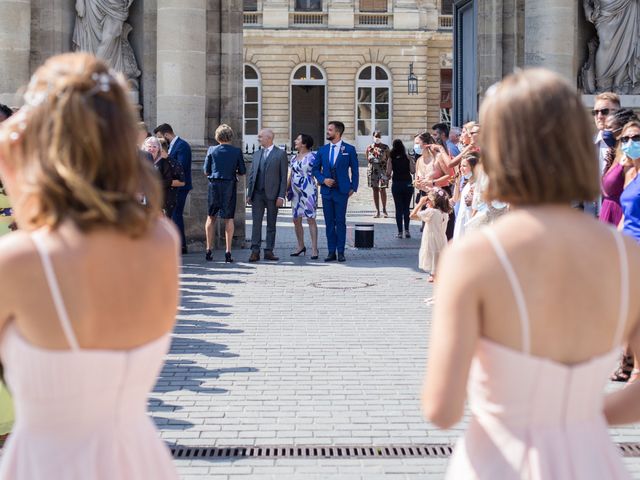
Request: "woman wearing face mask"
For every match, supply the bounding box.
[365,131,389,218]
[620,120,640,244]
[600,109,638,227]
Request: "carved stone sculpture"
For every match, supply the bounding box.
[581,0,640,94]
[72,0,141,88]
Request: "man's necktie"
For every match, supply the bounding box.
[330,144,335,167]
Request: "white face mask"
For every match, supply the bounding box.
[413,144,423,155]
[374,138,381,144]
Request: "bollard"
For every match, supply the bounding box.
[354,224,374,249]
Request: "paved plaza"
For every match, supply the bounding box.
[145,182,640,479]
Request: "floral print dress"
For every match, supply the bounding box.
[0,182,13,236]
[366,142,389,188]
[290,152,318,219]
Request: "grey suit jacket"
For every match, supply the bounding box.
[247,146,288,201]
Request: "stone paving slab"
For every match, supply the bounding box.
[153,201,640,478]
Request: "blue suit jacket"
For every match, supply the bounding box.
[169,137,192,191]
[312,141,359,196]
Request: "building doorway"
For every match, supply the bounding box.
[290,64,326,151]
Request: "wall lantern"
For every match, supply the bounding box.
[408,62,418,95]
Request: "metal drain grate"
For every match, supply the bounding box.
[619,443,640,457]
[171,443,640,460]
[171,444,454,459]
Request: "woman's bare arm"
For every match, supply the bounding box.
[422,241,481,428]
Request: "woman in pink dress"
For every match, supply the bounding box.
[422,69,640,479]
[600,108,638,227]
[0,53,179,479]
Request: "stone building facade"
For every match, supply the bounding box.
[452,0,640,124]
[0,0,245,247]
[242,0,454,152]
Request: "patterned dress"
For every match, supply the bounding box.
[366,142,389,188]
[0,182,13,236]
[290,152,318,219]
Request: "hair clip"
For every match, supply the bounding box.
[86,72,113,96]
[437,189,444,197]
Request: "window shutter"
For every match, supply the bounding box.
[359,0,387,12]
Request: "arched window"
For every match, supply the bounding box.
[290,64,327,149]
[243,64,261,151]
[356,64,391,152]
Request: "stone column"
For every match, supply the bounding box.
[524,0,579,83]
[157,0,207,146]
[0,0,31,106]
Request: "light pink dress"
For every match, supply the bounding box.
[446,227,631,479]
[0,231,178,480]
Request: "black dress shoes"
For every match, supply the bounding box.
[338,253,346,262]
[324,253,337,262]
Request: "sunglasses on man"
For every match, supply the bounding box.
[620,135,640,143]
[591,108,614,116]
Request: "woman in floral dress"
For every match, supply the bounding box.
[288,133,319,259]
[366,131,389,218]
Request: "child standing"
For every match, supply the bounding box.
[410,188,451,283]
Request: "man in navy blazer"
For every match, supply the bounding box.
[312,121,359,262]
[154,123,192,254]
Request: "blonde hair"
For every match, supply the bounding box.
[479,68,599,205]
[0,52,161,237]
[215,124,234,143]
[595,92,621,108]
[143,136,162,161]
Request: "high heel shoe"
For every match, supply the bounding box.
[310,250,319,260]
[225,251,233,263]
[290,247,307,257]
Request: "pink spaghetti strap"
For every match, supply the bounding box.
[30,231,80,350]
[482,228,531,354]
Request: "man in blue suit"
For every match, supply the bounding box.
[154,123,192,254]
[312,121,359,262]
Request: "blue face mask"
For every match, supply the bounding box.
[462,173,472,180]
[602,130,617,148]
[622,140,640,160]
[413,144,423,155]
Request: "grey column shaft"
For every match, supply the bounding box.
[156,0,207,146]
[524,0,579,82]
[0,0,31,106]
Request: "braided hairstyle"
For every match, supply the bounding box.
[0,52,161,237]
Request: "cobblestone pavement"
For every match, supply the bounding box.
[154,181,640,479]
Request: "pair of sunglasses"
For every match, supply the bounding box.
[591,108,612,116]
[620,135,640,143]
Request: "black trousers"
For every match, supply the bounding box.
[391,181,413,233]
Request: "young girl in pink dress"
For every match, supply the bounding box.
[411,188,451,283]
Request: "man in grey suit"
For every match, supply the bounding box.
[247,129,288,262]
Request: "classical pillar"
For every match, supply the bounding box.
[0,0,31,106]
[524,0,579,82]
[157,0,207,146]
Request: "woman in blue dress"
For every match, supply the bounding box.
[288,133,319,259]
[620,119,640,245]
